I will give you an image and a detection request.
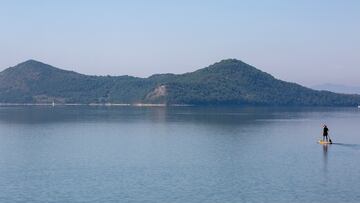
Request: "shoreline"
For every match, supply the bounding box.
[0,103,193,107]
[0,103,358,108]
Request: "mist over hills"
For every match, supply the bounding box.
[0,59,359,106]
[312,83,360,95]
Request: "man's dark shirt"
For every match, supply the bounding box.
[323,127,329,136]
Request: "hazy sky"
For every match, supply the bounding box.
[0,0,359,86]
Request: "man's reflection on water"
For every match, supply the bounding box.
[323,144,329,172]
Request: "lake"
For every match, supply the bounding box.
[0,106,359,202]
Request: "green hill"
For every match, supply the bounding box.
[0,59,359,106]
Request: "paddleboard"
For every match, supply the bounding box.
[318,140,332,144]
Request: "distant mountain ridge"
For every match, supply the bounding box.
[0,59,359,106]
[312,83,360,95]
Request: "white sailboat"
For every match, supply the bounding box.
[52,100,55,107]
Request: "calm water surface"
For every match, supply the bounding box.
[0,106,359,202]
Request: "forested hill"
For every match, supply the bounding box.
[0,59,359,106]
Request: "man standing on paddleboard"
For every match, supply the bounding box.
[323,125,329,142]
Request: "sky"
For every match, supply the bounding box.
[0,0,359,86]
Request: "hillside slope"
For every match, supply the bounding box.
[0,59,359,106]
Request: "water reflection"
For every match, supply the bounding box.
[0,106,281,125]
[0,106,356,126]
[322,144,329,173]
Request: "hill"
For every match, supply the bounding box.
[0,59,359,106]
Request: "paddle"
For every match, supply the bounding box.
[328,134,333,144]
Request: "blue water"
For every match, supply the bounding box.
[0,106,359,202]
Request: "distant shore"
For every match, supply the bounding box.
[0,103,358,108]
[0,103,192,107]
